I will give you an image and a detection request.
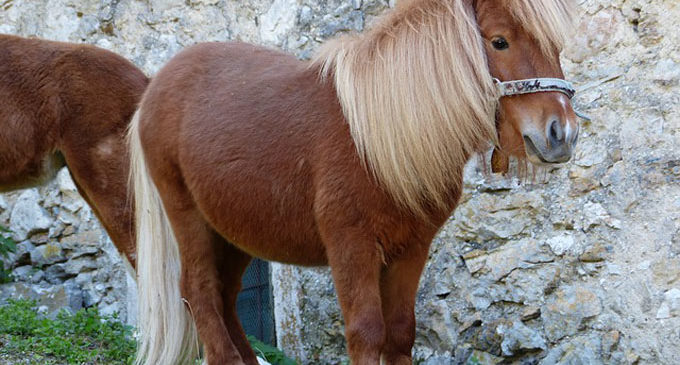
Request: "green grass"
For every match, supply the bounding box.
[0,299,297,365]
[0,299,136,364]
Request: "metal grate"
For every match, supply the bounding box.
[236,258,275,345]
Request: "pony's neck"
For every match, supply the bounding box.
[314,0,497,216]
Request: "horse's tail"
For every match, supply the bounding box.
[128,109,199,365]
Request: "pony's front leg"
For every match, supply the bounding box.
[326,230,386,364]
[379,244,430,365]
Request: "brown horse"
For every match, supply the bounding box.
[130,0,579,364]
[0,34,147,269]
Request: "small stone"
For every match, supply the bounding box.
[464,240,553,281]
[61,225,76,236]
[31,270,45,284]
[458,313,483,334]
[579,243,607,262]
[541,335,601,364]
[581,202,621,231]
[6,240,34,266]
[521,306,541,321]
[602,330,620,354]
[656,288,680,319]
[542,286,602,342]
[497,320,547,356]
[298,6,313,27]
[9,189,53,241]
[260,0,299,46]
[30,232,50,245]
[11,265,34,282]
[459,319,507,356]
[56,169,83,213]
[30,243,65,266]
[44,264,70,284]
[545,233,576,256]
[59,230,102,250]
[63,256,98,274]
[464,349,503,365]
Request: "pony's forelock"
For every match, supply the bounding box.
[506,0,576,55]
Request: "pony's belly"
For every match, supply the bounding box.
[200,201,329,266]
[233,237,328,267]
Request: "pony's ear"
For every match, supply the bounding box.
[491,147,509,174]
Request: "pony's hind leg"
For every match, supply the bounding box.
[379,246,430,365]
[325,229,386,364]
[160,190,245,365]
[215,240,259,365]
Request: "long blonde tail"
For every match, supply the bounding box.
[128,110,199,365]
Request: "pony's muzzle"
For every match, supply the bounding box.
[523,118,578,164]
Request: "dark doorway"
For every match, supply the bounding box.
[236,259,275,345]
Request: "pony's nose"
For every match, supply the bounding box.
[540,119,574,163]
[548,119,565,146]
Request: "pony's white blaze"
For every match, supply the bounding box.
[128,110,199,365]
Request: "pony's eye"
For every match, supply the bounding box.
[492,37,509,50]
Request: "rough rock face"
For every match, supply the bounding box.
[0,170,131,321]
[1,0,678,364]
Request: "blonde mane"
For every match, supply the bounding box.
[313,0,575,215]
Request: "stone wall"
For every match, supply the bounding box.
[1,0,678,364]
[0,170,133,321]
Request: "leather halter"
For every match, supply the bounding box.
[493,77,591,121]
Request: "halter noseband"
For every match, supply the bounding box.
[493,77,590,121]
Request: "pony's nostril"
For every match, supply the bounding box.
[549,120,565,144]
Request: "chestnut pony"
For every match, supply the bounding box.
[0,34,146,269]
[130,0,579,364]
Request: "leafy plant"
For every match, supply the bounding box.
[0,225,16,283]
[248,335,298,365]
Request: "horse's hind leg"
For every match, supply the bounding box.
[325,229,386,364]
[215,240,259,365]
[158,185,245,365]
[379,246,429,365]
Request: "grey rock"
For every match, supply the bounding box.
[542,286,603,342]
[5,240,35,267]
[44,264,70,284]
[63,256,98,274]
[464,239,554,281]
[540,335,602,365]
[9,189,53,241]
[30,243,66,266]
[56,168,83,213]
[497,321,547,356]
[545,233,577,256]
[0,282,82,318]
[656,288,680,319]
[11,265,35,282]
[31,270,45,284]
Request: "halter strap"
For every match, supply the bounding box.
[493,77,590,120]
